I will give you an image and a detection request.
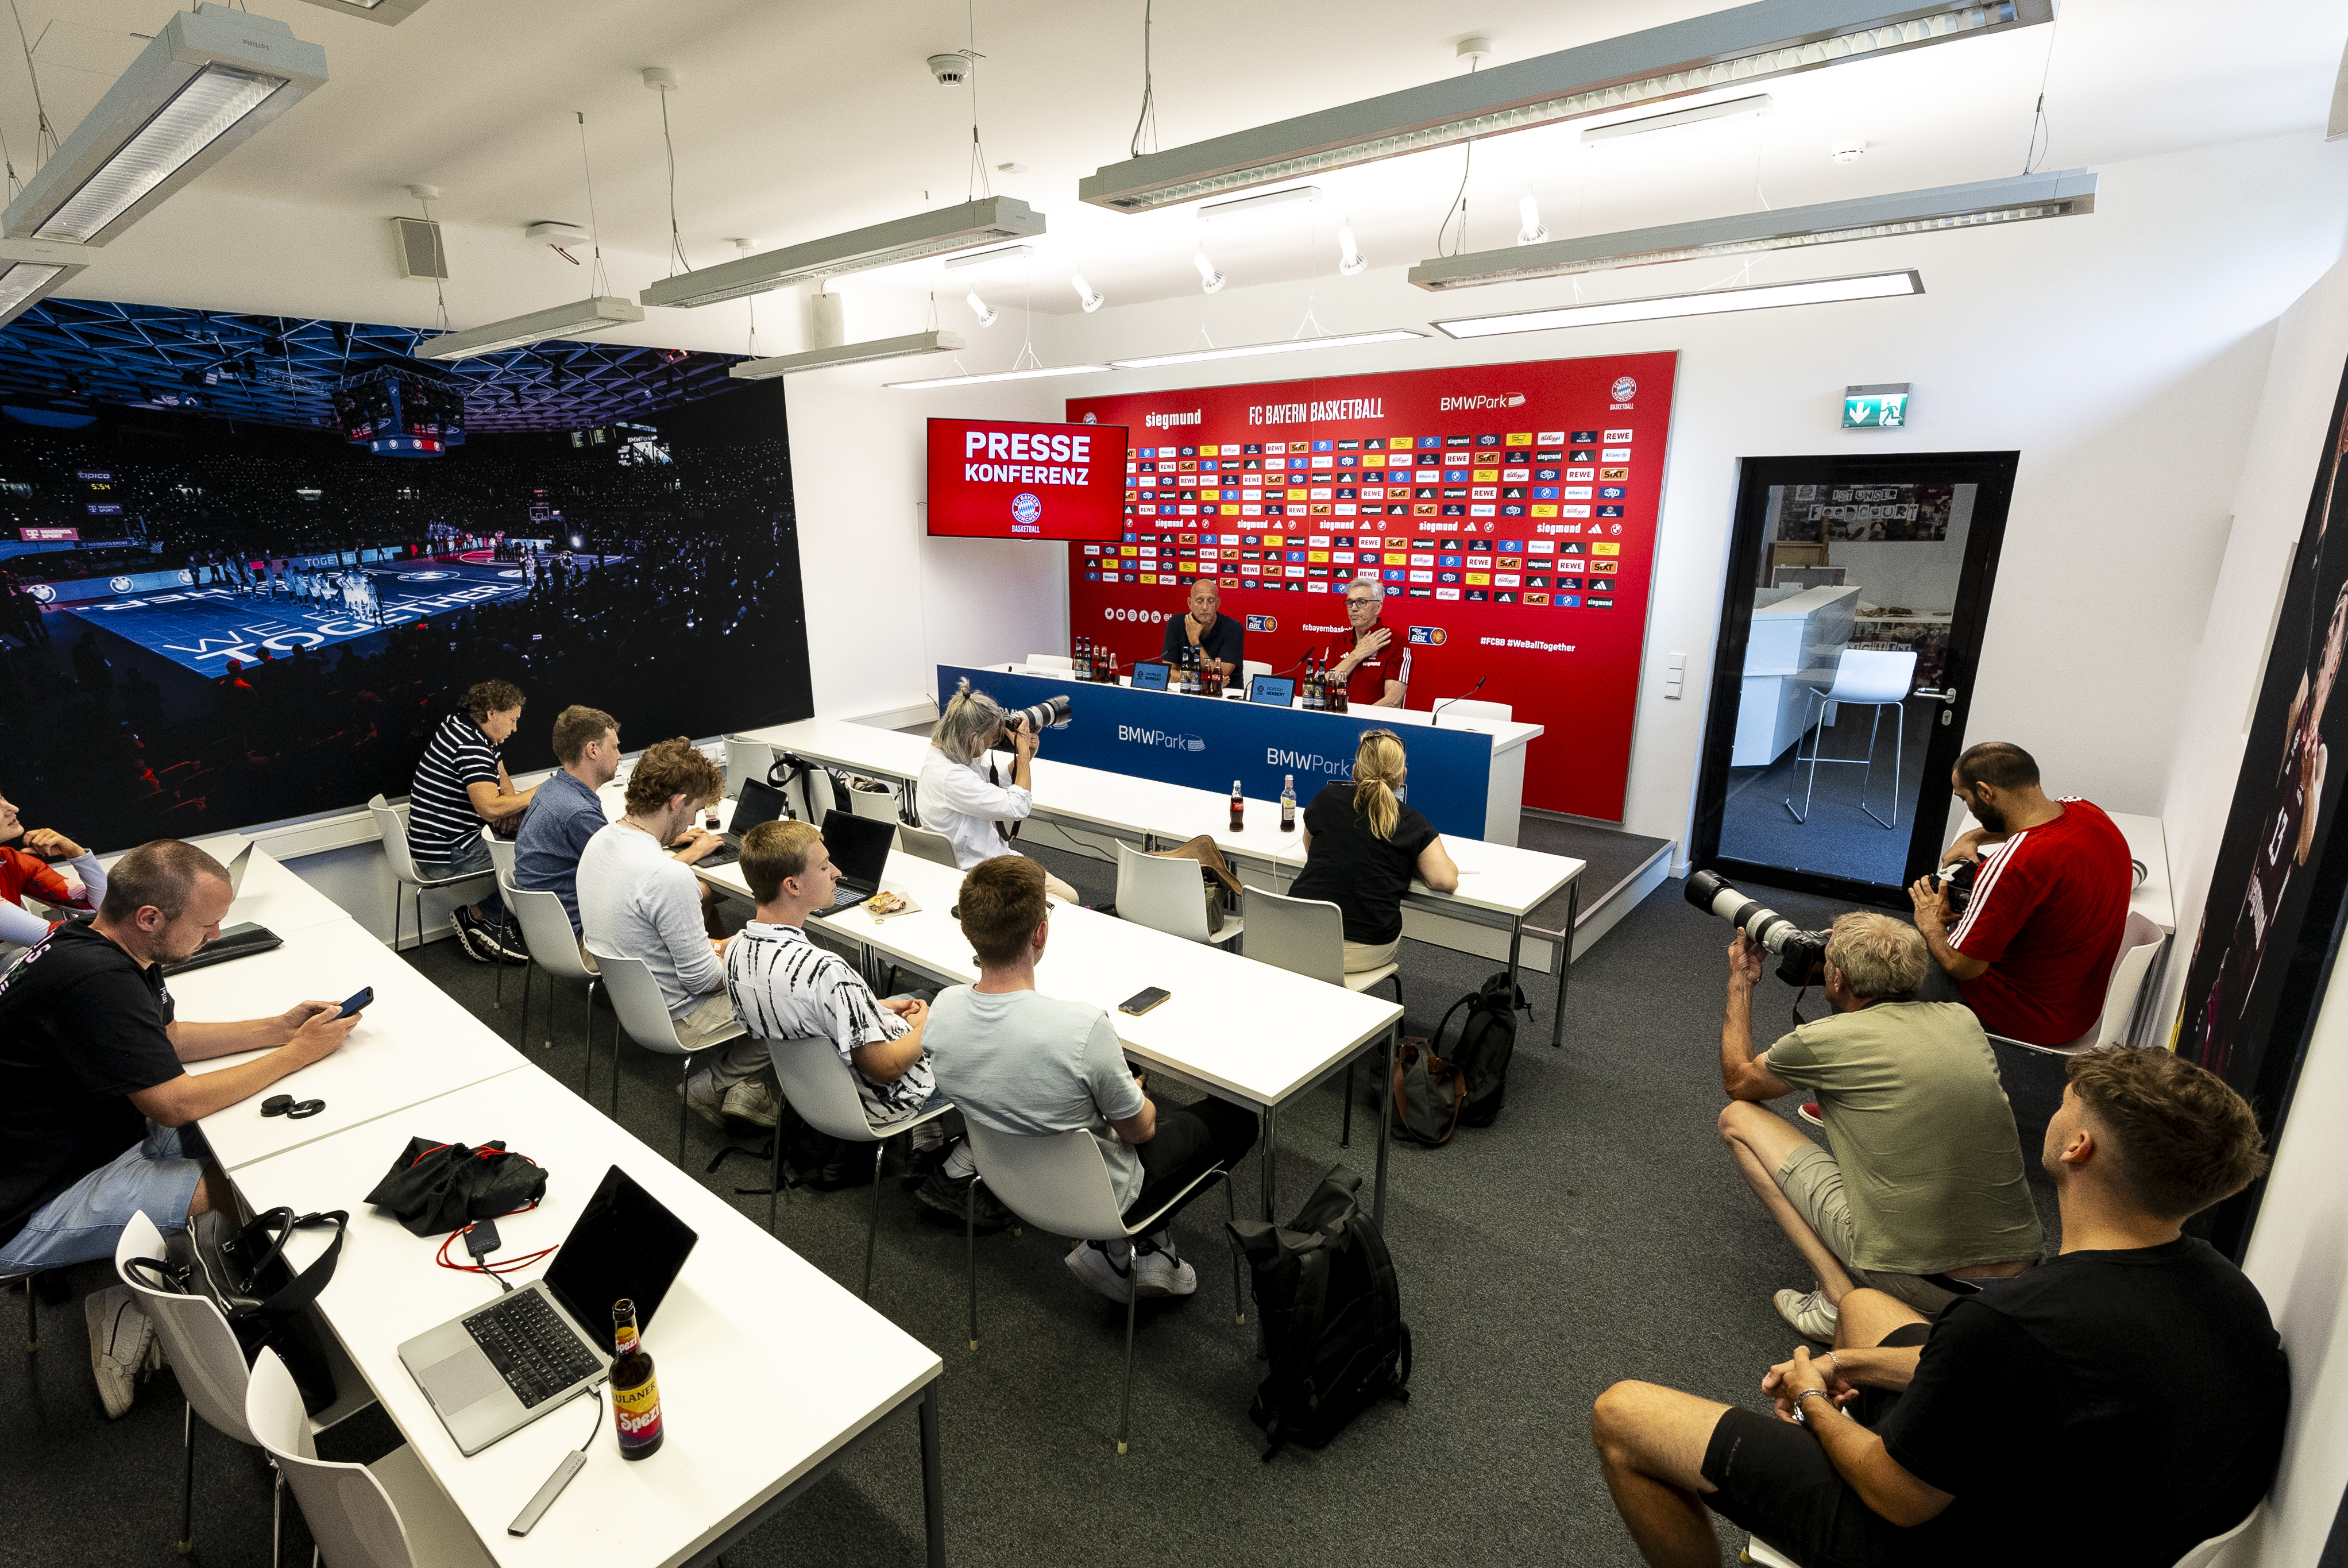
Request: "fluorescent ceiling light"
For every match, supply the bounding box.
[1407,169,2092,289]
[731,330,967,380]
[415,296,647,361]
[288,0,434,25]
[1200,186,1322,221]
[642,196,1045,309]
[0,237,95,327]
[2,5,327,246]
[886,362,1114,390]
[1431,269,1922,337]
[1080,0,2050,212]
[1109,329,1427,370]
[945,244,1033,272]
[1581,92,1772,142]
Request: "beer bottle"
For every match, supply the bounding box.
[611,1298,663,1459]
[1281,774,1296,832]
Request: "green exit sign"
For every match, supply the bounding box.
[1844,383,1911,428]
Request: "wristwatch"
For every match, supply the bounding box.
[1793,1388,1832,1425]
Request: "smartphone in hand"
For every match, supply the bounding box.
[337,987,374,1019]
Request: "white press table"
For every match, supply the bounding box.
[737,717,1587,1048]
[178,917,528,1171]
[237,1065,946,1568]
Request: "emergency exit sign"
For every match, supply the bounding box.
[1843,383,1911,428]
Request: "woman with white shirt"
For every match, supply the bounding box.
[917,682,1081,901]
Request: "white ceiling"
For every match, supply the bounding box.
[6,0,2343,338]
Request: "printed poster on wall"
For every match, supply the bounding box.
[1067,352,1677,822]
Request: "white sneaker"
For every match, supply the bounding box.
[86,1285,155,1420]
[720,1078,783,1130]
[677,1072,729,1130]
[1774,1287,1840,1343]
[1134,1241,1198,1299]
[1064,1241,1134,1303]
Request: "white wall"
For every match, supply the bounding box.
[777,132,2348,852]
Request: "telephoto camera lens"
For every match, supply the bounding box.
[1003,694,1073,732]
[1685,870,1831,987]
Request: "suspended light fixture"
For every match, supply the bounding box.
[1430,268,1924,337]
[966,291,999,326]
[1193,248,1226,293]
[886,361,1114,389]
[640,196,1045,309]
[729,330,967,380]
[1071,271,1105,311]
[2,4,329,246]
[0,238,96,329]
[1338,222,1367,276]
[1517,194,1549,245]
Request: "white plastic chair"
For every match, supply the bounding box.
[367,797,495,954]
[1240,659,1270,691]
[1114,841,1242,947]
[847,783,903,825]
[1991,910,2168,1056]
[117,1212,367,1563]
[246,1348,496,1568]
[1243,887,1400,1148]
[503,874,603,1098]
[723,735,775,801]
[587,946,747,1164]
[1436,697,1513,723]
[1782,649,1918,829]
[484,835,519,1005]
[766,1036,956,1294]
[1745,1501,2258,1567]
[897,822,961,870]
[960,1121,1239,1455]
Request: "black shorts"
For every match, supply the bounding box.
[1700,1326,1953,1568]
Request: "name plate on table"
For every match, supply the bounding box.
[938,663,1493,839]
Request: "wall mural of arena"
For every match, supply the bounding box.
[0,300,813,851]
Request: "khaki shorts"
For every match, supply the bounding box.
[1774,1143,1972,1316]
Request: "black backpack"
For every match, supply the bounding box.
[1435,970,1524,1129]
[1227,1165,1411,1459]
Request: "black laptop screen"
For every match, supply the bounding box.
[731,777,790,833]
[544,1165,698,1339]
[820,808,895,890]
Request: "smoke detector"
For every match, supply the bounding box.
[1456,36,1493,64]
[928,52,968,86]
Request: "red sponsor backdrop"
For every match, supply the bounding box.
[925,416,1130,540]
[1067,352,1677,821]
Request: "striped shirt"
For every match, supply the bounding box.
[724,921,933,1125]
[407,713,501,863]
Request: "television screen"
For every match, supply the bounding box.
[0,299,814,853]
[925,416,1127,540]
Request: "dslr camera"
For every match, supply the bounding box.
[1686,870,1830,987]
[1002,694,1072,734]
[1933,856,1980,913]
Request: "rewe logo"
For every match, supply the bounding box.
[1439,392,1528,411]
[1119,725,1207,752]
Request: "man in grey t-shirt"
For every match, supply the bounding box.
[925,856,1257,1302]
[1718,912,2044,1341]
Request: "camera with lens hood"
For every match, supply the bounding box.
[1002,694,1072,734]
[1686,870,1831,987]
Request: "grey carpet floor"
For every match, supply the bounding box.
[5,860,2062,1568]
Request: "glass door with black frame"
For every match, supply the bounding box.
[1691,452,2017,906]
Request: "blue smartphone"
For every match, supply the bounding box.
[337,987,374,1019]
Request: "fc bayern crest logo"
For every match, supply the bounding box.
[1011,492,1042,526]
[1611,376,1638,403]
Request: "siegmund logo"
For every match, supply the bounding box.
[1441,392,1528,411]
[1145,410,1202,429]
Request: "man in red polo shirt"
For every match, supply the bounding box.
[1327,580,1411,708]
[1907,742,2132,1046]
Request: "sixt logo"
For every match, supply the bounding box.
[1268,747,1354,779]
[1119,726,1207,752]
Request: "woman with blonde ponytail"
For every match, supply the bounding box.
[1288,728,1461,971]
[917,679,1080,900]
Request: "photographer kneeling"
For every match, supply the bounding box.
[917,680,1080,902]
[1718,913,2043,1342]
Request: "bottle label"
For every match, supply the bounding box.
[613,1374,663,1449]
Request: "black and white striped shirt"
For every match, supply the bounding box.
[724,921,934,1125]
[407,713,500,864]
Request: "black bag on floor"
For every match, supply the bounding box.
[1391,1036,1464,1146]
[125,1207,347,1414]
[1227,1165,1410,1459]
[1438,970,1525,1129]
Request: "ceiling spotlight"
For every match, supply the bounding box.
[1338,222,1367,276]
[1071,271,1105,312]
[1193,248,1226,294]
[1517,194,1549,245]
[966,290,998,327]
[1831,140,1867,163]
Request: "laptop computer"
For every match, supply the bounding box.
[812,807,895,915]
[694,776,791,867]
[159,844,277,976]
[397,1164,698,1457]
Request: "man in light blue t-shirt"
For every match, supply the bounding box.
[925,856,1256,1303]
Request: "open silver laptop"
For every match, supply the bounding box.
[397,1165,698,1455]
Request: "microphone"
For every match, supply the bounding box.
[1431,674,1487,727]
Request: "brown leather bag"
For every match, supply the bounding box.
[1149,834,1242,934]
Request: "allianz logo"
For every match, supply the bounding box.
[1119,725,1207,752]
[1268,747,1353,778]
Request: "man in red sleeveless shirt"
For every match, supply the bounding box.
[1907,743,2133,1047]
[1327,581,1411,708]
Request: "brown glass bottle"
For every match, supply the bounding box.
[610,1299,663,1459]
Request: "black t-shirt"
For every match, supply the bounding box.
[1287,783,1438,945]
[0,924,183,1246]
[1875,1237,2288,1566]
[1160,611,1245,673]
